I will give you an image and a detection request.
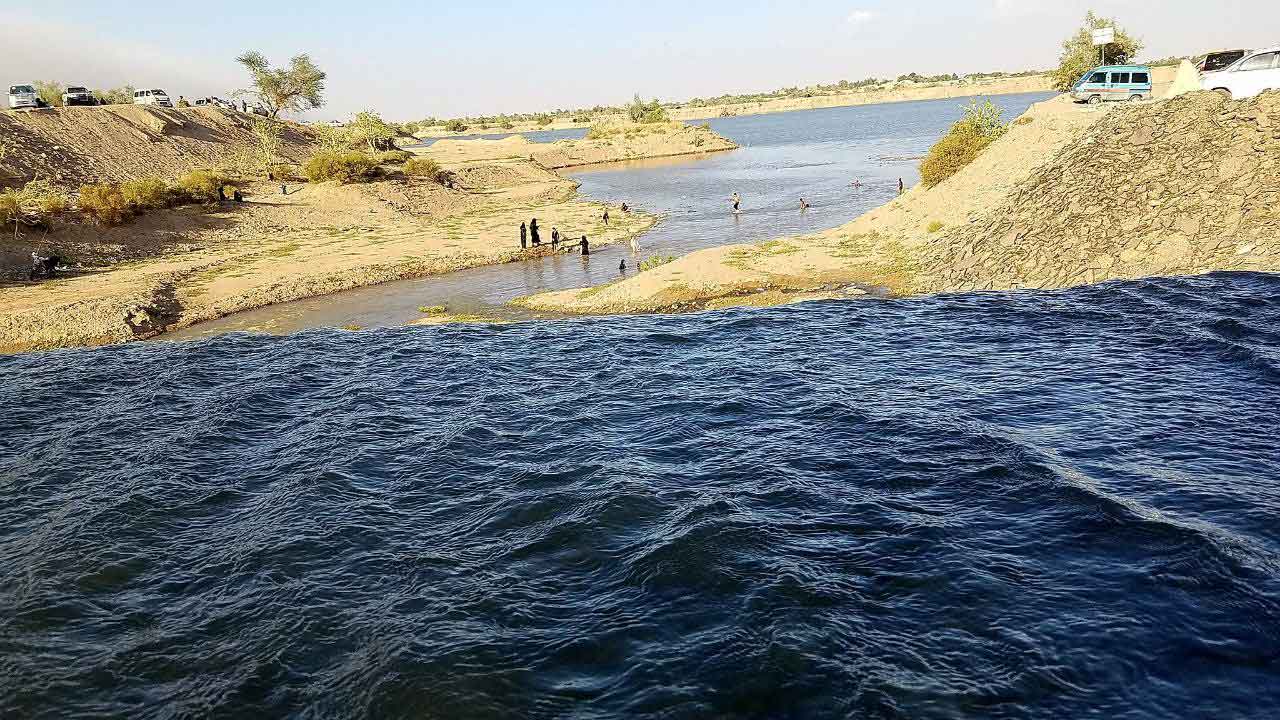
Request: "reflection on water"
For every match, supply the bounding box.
[167,92,1054,340]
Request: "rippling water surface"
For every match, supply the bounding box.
[4,273,1280,718]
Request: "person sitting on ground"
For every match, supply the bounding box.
[29,251,60,280]
[580,235,590,256]
[520,222,528,249]
[530,218,541,246]
[233,189,244,203]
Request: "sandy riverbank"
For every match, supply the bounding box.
[0,122,735,353]
[516,88,1280,315]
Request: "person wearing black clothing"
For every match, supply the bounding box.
[602,209,610,225]
[530,218,541,246]
[520,222,528,249]
[551,227,560,249]
[579,236,590,256]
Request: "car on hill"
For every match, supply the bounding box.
[62,86,97,106]
[1201,46,1280,99]
[1070,65,1153,104]
[132,88,174,108]
[8,84,42,109]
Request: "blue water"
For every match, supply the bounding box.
[407,127,590,147]
[4,272,1280,718]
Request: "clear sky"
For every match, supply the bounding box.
[5,1,1277,121]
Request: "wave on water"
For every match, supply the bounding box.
[2,272,1280,718]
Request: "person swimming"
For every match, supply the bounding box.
[850,179,862,188]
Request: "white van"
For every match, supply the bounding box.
[8,84,40,109]
[1201,46,1280,99]
[133,89,174,108]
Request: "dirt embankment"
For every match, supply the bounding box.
[0,121,735,353]
[422,122,736,168]
[518,90,1280,315]
[0,105,317,189]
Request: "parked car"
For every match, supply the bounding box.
[133,88,174,108]
[62,86,96,106]
[1201,46,1280,99]
[8,84,42,109]
[1198,49,1249,74]
[1070,65,1154,104]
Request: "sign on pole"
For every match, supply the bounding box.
[1091,27,1115,46]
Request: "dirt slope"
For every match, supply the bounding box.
[0,106,316,189]
[921,91,1280,293]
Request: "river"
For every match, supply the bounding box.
[166,92,1054,339]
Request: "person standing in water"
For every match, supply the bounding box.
[799,198,810,210]
[530,218,541,246]
[898,178,905,195]
[731,192,741,214]
[520,222,527,249]
[580,235,590,256]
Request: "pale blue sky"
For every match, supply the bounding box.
[6,1,1277,120]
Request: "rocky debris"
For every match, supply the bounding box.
[922,91,1280,294]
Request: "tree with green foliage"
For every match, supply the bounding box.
[235,50,327,117]
[1051,11,1143,92]
[34,81,64,107]
[349,111,396,152]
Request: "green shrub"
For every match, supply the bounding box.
[375,150,413,164]
[639,254,676,272]
[267,163,294,180]
[176,169,235,202]
[920,100,1008,188]
[302,151,381,184]
[443,119,469,133]
[120,178,171,211]
[926,220,945,233]
[403,156,444,182]
[78,183,132,225]
[626,94,669,124]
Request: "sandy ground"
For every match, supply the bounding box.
[0,122,733,353]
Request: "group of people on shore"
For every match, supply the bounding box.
[520,218,590,256]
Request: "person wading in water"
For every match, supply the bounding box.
[731,192,741,214]
[579,236,590,256]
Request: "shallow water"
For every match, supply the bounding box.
[4,272,1280,718]
[167,92,1054,339]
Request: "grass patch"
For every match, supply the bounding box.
[404,156,445,182]
[926,220,945,234]
[418,305,447,315]
[639,254,676,272]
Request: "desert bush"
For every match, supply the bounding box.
[535,114,553,126]
[120,178,172,210]
[444,119,469,133]
[94,85,135,105]
[1013,116,1034,126]
[926,220,945,233]
[403,156,444,182]
[176,169,235,202]
[626,94,669,124]
[34,81,64,108]
[267,163,294,180]
[302,150,381,184]
[919,100,1008,188]
[375,150,414,164]
[0,180,70,227]
[639,254,676,272]
[78,183,132,225]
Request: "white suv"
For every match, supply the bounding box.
[1201,46,1280,99]
[133,89,174,108]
